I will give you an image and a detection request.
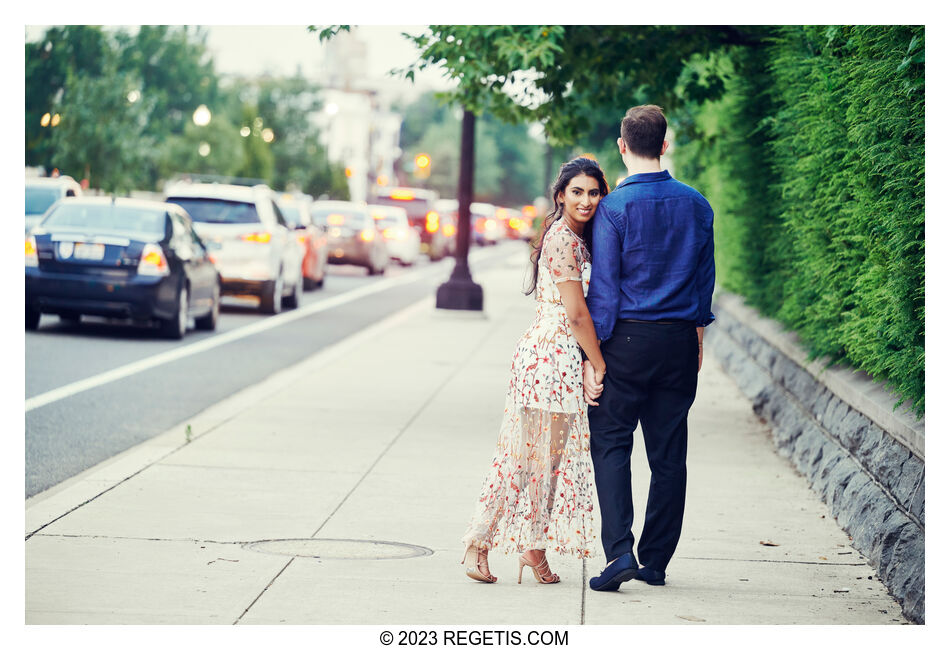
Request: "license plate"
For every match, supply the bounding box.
[74,242,105,260]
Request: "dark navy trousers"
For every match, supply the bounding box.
[588,320,698,571]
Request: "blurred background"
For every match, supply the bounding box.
[24,25,558,210]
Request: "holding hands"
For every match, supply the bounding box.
[583,360,605,406]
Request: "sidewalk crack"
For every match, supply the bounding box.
[233,557,294,625]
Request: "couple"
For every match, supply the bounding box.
[460,104,716,590]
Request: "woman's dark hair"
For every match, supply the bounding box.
[524,156,610,295]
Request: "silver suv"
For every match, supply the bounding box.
[25,176,83,234]
[164,182,304,314]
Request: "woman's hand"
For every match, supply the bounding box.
[583,360,604,406]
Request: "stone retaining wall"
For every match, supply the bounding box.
[706,292,925,623]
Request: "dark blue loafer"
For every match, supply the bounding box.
[589,552,638,591]
[633,566,666,585]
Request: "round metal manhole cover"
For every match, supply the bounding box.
[242,538,433,560]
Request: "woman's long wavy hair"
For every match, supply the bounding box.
[524,156,610,296]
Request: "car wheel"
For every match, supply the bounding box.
[160,285,189,339]
[195,281,220,331]
[26,307,40,330]
[283,276,302,309]
[303,276,316,291]
[260,274,283,314]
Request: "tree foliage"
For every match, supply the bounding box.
[26,26,110,170]
[48,58,153,193]
[398,25,765,145]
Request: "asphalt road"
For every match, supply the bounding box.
[25,242,525,497]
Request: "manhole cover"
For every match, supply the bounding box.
[243,538,433,560]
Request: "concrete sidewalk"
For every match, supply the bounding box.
[25,247,908,625]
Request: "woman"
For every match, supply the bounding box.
[461,156,609,584]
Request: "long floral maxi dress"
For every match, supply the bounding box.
[461,218,598,559]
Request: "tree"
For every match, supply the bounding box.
[47,60,152,193]
[26,26,110,170]
[233,103,275,182]
[399,26,766,145]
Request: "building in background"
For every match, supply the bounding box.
[314,30,403,203]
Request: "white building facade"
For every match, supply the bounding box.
[314,30,403,203]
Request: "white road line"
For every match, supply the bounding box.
[25,245,514,413]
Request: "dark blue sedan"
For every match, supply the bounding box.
[25,197,221,339]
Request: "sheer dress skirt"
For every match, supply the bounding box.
[461,302,599,558]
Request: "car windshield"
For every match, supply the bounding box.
[41,203,166,236]
[280,204,303,227]
[166,198,260,224]
[312,207,366,227]
[26,187,61,215]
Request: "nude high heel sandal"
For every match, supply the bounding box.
[462,544,497,583]
[518,551,560,584]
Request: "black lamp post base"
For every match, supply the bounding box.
[436,277,483,311]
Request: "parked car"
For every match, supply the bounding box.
[25,197,221,339]
[370,187,453,260]
[277,193,329,290]
[369,204,421,266]
[164,182,304,314]
[470,202,503,245]
[310,201,389,275]
[25,176,82,234]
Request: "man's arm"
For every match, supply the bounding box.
[695,202,715,373]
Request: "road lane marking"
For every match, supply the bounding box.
[25,245,517,412]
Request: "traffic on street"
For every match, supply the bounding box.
[25,240,524,497]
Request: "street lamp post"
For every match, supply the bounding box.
[436,109,483,311]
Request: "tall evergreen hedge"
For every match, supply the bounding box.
[675,26,924,416]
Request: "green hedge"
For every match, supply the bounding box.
[675,26,924,416]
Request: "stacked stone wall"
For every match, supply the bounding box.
[706,293,924,623]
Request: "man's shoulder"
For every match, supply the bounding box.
[668,177,711,204]
[603,177,712,211]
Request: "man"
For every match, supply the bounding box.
[584,105,715,591]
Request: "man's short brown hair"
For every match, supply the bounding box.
[621,105,667,160]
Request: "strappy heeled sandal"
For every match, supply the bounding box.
[462,544,497,583]
[518,550,560,584]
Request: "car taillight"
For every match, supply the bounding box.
[241,232,272,244]
[475,218,485,233]
[425,210,439,234]
[360,228,376,242]
[442,224,457,237]
[138,243,169,276]
[509,218,523,229]
[25,236,38,267]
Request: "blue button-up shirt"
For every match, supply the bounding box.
[587,170,715,342]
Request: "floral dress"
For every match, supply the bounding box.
[461,218,598,558]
